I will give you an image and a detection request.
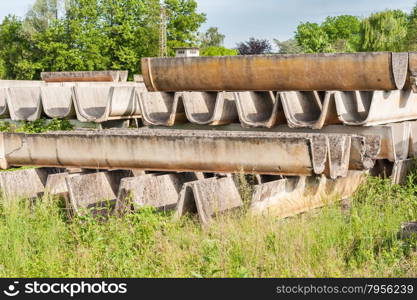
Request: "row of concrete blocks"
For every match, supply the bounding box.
[0,168,371,224]
[2,84,417,127]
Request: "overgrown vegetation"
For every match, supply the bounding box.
[0,174,416,277]
[0,118,73,133]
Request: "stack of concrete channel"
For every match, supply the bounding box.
[1,52,417,224]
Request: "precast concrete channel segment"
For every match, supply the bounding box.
[137,90,417,129]
[0,82,146,122]
[0,129,381,179]
[4,82,417,128]
[0,167,368,223]
[167,122,413,162]
[41,70,129,83]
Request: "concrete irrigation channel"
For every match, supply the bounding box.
[1,52,417,224]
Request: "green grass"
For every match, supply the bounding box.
[0,174,416,278]
[0,118,73,133]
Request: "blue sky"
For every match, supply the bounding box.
[1,0,417,47]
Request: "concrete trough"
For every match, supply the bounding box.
[250,171,366,218]
[180,92,239,125]
[0,80,44,88]
[6,87,43,121]
[0,128,380,179]
[235,91,283,128]
[41,86,76,119]
[137,91,185,126]
[176,177,243,225]
[41,71,128,82]
[0,168,52,198]
[73,86,140,122]
[116,173,199,213]
[65,170,132,216]
[0,88,9,118]
[135,89,417,129]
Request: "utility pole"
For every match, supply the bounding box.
[159,1,168,57]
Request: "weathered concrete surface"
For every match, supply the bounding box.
[72,86,111,122]
[134,89,417,129]
[176,177,243,225]
[0,168,50,198]
[73,86,141,122]
[334,90,417,127]
[235,91,283,128]
[41,86,76,119]
[280,91,339,129]
[0,80,43,87]
[73,86,141,123]
[104,86,141,122]
[0,88,9,118]
[41,71,128,82]
[66,170,132,216]
[45,172,71,196]
[133,74,144,82]
[6,87,43,121]
[0,129,381,178]
[116,173,198,213]
[174,122,409,163]
[137,91,185,126]
[250,171,366,218]
[142,52,409,92]
[180,92,238,125]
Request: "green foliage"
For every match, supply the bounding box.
[0,119,73,133]
[274,39,303,54]
[199,27,225,48]
[200,46,238,56]
[295,22,332,53]
[0,15,40,79]
[0,173,417,277]
[23,0,61,35]
[322,15,361,52]
[295,15,361,53]
[405,5,417,51]
[0,0,206,79]
[165,0,206,54]
[361,10,408,52]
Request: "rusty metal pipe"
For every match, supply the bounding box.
[142,52,409,92]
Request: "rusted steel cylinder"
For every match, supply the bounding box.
[142,52,409,92]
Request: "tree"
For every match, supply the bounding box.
[0,0,207,78]
[295,15,361,53]
[295,22,331,53]
[23,0,63,35]
[405,5,417,51]
[0,15,39,79]
[165,0,206,53]
[236,37,272,55]
[200,46,238,56]
[274,39,302,54]
[199,26,225,48]
[361,10,408,52]
[99,0,160,73]
[321,15,361,52]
